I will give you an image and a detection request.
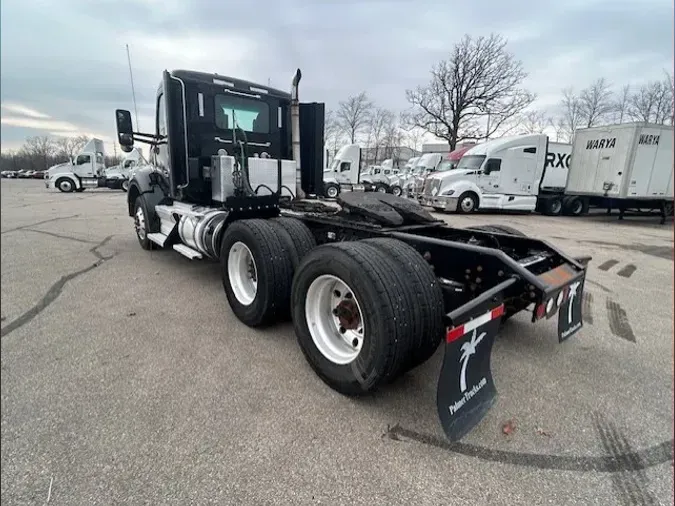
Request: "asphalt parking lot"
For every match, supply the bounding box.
[1,179,673,505]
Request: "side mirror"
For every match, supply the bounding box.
[115,109,134,152]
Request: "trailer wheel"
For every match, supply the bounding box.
[292,241,416,394]
[362,238,445,372]
[133,195,156,250]
[221,219,294,327]
[56,177,75,193]
[457,191,478,213]
[541,196,563,216]
[391,185,402,197]
[324,183,340,199]
[271,217,316,267]
[562,196,587,216]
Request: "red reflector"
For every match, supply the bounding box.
[446,325,466,343]
[446,303,505,343]
[535,303,546,319]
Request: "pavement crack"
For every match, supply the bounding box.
[1,215,80,235]
[23,228,98,245]
[0,235,115,338]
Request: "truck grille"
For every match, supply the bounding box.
[423,178,440,196]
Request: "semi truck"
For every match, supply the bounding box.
[420,134,572,215]
[116,68,590,442]
[44,139,144,192]
[564,122,674,223]
[103,147,148,192]
[404,144,477,200]
[322,144,392,197]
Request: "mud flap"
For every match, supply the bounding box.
[437,294,505,442]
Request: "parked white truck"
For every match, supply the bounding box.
[420,134,572,214]
[45,139,144,193]
[564,122,674,223]
[322,144,392,197]
[103,147,147,192]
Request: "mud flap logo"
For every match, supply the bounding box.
[437,304,503,441]
[558,279,584,343]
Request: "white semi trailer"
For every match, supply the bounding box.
[564,122,674,223]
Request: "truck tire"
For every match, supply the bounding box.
[133,195,158,250]
[291,241,417,394]
[457,191,478,213]
[391,185,402,197]
[324,183,340,199]
[271,217,316,266]
[466,224,526,237]
[541,196,563,216]
[562,196,588,216]
[56,177,75,193]
[221,219,294,327]
[121,180,130,192]
[362,238,445,372]
[374,183,389,193]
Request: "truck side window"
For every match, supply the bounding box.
[157,94,167,136]
[524,147,537,154]
[339,162,351,172]
[485,158,501,174]
[76,154,91,165]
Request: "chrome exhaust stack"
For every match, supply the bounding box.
[290,68,305,199]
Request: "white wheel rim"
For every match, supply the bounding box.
[573,200,582,213]
[460,196,474,212]
[135,207,146,240]
[60,180,72,191]
[327,186,338,198]
[377,186,386,193]
[305,274,364,365]
[228,241,258,306]
[393,187,401,196]
[552,200,562,214]
[122,180,129,190]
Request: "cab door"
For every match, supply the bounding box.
[478,158,502,193]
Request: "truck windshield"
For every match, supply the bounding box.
[215,94,270,133]
[436,160,457,172]
[456,155,486,171]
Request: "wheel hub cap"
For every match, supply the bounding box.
[306,275,364,364]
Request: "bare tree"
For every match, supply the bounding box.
[401,123,424,152]
[519,109,548,134]
[405,33,534,150]
[549,116,568,142]
[367,108,394,163]
[579,78,614,127]
[21,136,56,171]
[628,76,673,124]
[613,84,631,124]
[324,110,344,161]
[55,135,90,160]
[560,87,583,140]
[381,117,404,164]
[336,92,373,144]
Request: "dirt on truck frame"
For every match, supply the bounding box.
[115,67,591,441]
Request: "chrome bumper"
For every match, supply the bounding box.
[421,195,459,212]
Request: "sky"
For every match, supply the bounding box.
[1,0,673,153]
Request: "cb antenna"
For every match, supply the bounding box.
[126,44,140,129]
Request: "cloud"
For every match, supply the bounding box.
[1,103,51,119]
[1,0,673,153]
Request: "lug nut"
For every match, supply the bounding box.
[477,266,483,272]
